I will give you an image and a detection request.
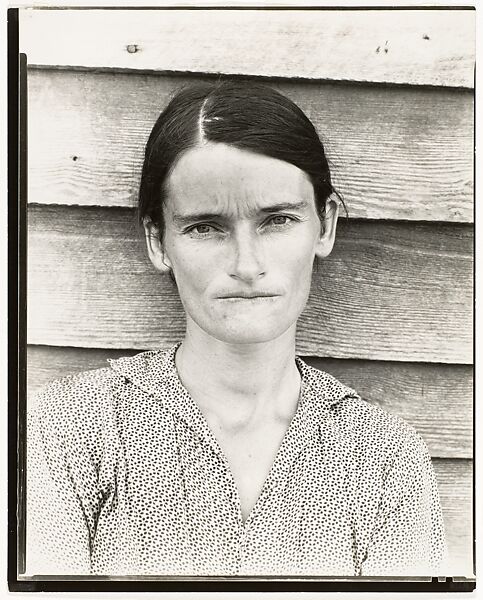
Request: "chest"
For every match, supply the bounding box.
[93,422,358,576]
[214,422,290,522]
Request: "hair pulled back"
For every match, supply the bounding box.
[138,80,341,237]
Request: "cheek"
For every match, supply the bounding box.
[166,241,216,293]
[276,232,318,276]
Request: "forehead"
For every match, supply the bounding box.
[164,143,315,217]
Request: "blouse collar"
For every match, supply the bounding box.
[108,344,359,453]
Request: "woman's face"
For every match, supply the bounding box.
[146,142,338,346]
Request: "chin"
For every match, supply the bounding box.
[213,322,293,346]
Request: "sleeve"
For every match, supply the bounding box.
[360,429,448,576]
[25,384,97,575]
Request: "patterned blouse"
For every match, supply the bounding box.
[26,344,446,577]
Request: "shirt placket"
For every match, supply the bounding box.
[175,419,244,575]
[236,384,321,574]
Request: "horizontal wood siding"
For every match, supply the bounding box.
[433,460,473,576]
[27,205,473,363]
[26,345,472,459]
[20,9,475,87]
[27,70,474,222]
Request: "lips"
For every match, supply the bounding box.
[217,292,280,299]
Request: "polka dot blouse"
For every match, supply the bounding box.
[26,344,446,576]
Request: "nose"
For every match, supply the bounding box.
[229,227,265,282]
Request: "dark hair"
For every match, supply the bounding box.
[138,80,342,237]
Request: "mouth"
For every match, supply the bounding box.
[217,292,281,300]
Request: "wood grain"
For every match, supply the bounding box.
[433,459,473,577]
[27,69,474,222]
[20,8,475,87]
[27,205,473,363]
[27,345,472,459]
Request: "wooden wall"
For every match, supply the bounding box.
[21,8,474,577]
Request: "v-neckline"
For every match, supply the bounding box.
[108,344,357,532]
[232,399,307,530]
[110,344,339,530]
[174,369,317,531]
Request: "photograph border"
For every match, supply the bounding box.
[7,4,477,593]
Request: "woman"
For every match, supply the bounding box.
[27,81,446,576]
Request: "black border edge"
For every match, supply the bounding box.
[13,4,477,10]
[6,3,477,594]
[7,6,21,592]
[6,578,477,593]
[17,49,28,580]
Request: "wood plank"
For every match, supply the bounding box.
[19,8,475,88]
[433,459,473,577]
[27,205,473,364]
[27,346,472,460]
[299,219,473,363]
[27,69,474,223]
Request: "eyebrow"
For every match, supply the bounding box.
[171,201,310,226]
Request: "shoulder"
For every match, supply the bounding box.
[29,346,177,431]
[29,360,130,438]
[334,394,426,459]
[301,361,427,460]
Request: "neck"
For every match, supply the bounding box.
[175,321,301,428]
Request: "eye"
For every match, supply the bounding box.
[269,215,290,226]
[265,215,296,228]
[185,223,221,237]
[192,224,214,234]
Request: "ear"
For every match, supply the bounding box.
[143,218,173,274]
[315,197,339,259]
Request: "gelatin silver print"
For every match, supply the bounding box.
[13,3,475,592]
